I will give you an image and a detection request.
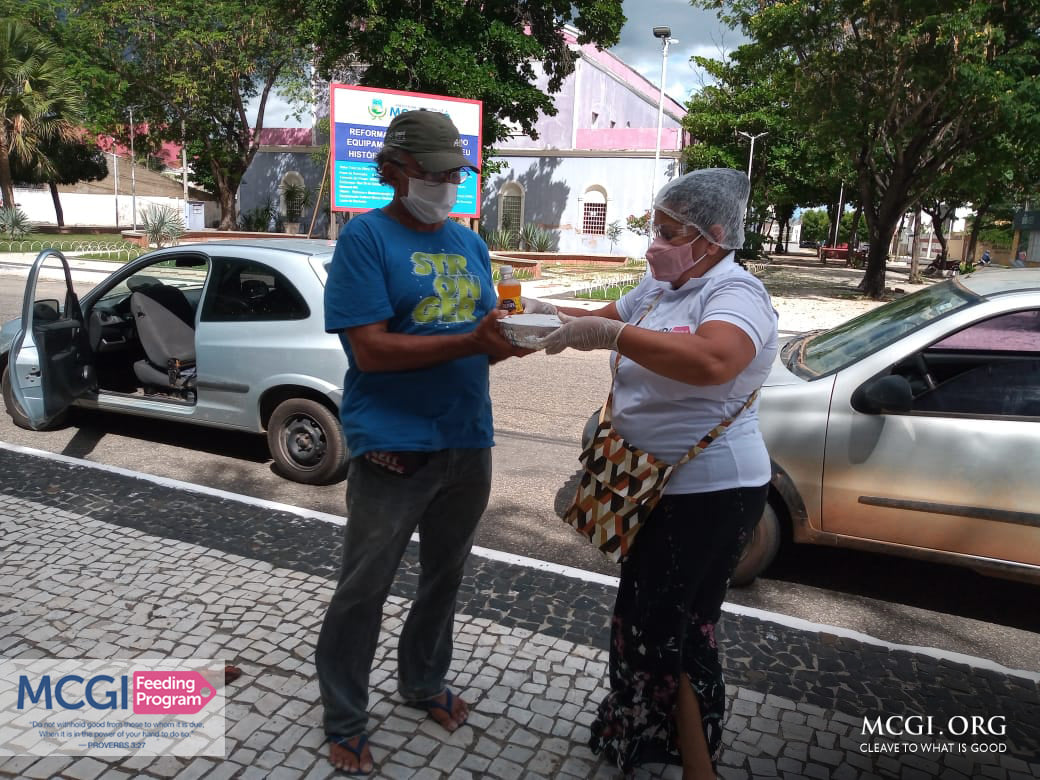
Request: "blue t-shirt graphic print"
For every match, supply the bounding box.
[324,209,497,456]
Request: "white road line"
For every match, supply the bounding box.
[2,440,1037,683]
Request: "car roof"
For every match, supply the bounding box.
[175,238,337,258]
[957,267,1040,297]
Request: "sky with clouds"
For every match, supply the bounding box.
[611,0,746,103]
[254,1,745,128]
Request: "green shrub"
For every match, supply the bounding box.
[0,207,35,239]
[483,228,518,251]
[140,204,185,248]
[240,201,275,232]
[519,224,557,252]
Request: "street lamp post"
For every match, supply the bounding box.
[129,106,138,231]
[649,26,678,242]
[737,130,768,222]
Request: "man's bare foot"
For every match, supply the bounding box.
[408,688,469,732]
[327,733,373,775]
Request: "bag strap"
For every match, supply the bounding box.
[600,291,664,424]
[674,388,760,466]
[595,291,761,466]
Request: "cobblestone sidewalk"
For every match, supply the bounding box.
[0,448,1038,780]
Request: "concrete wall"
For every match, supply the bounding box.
[239,148,332,237]
[12,188,219,231]
[496,56,683,153]
[481,154,680,257]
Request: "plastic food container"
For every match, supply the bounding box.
[498,313,563,349]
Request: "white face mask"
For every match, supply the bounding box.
[401,178,458,224]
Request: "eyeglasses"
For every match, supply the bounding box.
[653,224,699,242]
[388,160,471,184]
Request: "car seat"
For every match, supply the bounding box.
[130,284,197,392]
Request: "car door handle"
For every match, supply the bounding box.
[27,368,40,378]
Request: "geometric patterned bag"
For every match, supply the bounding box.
[562,389,759,563]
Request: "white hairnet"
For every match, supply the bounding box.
[654,168,750,250]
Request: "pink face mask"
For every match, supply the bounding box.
[645,236,708,282]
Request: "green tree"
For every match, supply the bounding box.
[681,48,846,253]
[61,0,313,229]
[10,132,108,225]
[304,0,625,163]
[698,0,1040,298]
[799,209,829,243]
[0,19,84,208]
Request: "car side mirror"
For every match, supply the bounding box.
[33,299,60,322]
[852,374,913,414]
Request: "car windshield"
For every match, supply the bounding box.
[791,281,980,377]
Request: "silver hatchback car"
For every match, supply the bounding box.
[1,241,349,484]
[736,268,1040,585]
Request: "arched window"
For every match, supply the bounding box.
[582,186,607,235]
[499,182,525,233]
[279,172,306,222]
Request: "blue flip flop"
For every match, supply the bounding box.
[406,688,467,730]
[326,733,372,776]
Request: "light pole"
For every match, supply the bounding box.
[129,106,138,231]
[737,130,767,222]
[649,26,678,242]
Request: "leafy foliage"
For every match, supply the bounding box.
[140,203,185,247]
[239,200,276,233]
[304,0,625,164]
[57,0,313,229]
[519,223,557,252]
[626,211,651,238]
[0,206,35,238]
[0,18,84,208]
[694,0,1040,297]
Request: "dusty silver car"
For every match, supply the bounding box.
[1,241,349,484]
[735,268,1040,585]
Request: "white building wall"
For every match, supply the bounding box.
[12,187,205,231]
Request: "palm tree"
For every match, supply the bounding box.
[0,19,83,208]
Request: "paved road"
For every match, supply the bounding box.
[1,447,1037,779]
[1,269,1038,676]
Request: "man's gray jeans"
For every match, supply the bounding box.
[315,447,492,738]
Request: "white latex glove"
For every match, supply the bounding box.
[536,314,627,355]
[520,296,558,316]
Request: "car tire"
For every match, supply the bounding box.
[1,365,68,430]
[267,398,349,485]
[731,501,782,586]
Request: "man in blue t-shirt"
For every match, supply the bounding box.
[317,109,527,775]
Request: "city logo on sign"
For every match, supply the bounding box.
[368,99,387,119]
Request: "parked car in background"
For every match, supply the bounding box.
[799,238,821,249]
[1,241,350,484]
[580,270,1040,585]
[738,268,1040,585]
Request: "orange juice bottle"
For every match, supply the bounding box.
[497,265,524,314]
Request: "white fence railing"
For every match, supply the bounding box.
[0,239,145,263]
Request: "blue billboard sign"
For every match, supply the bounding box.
[330,85,483,218]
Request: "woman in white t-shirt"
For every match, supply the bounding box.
[528,169,778,779]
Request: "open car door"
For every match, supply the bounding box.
[9,250,95,428]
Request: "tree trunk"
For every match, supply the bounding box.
[211,159,242,230]
[0,138,14,209]
[967,203,990,262]
[909,210,922,282]
[48,181,65,227]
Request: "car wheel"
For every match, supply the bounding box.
[731,501,781,586]
[1,365,68,430]
[267,398,349,485]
